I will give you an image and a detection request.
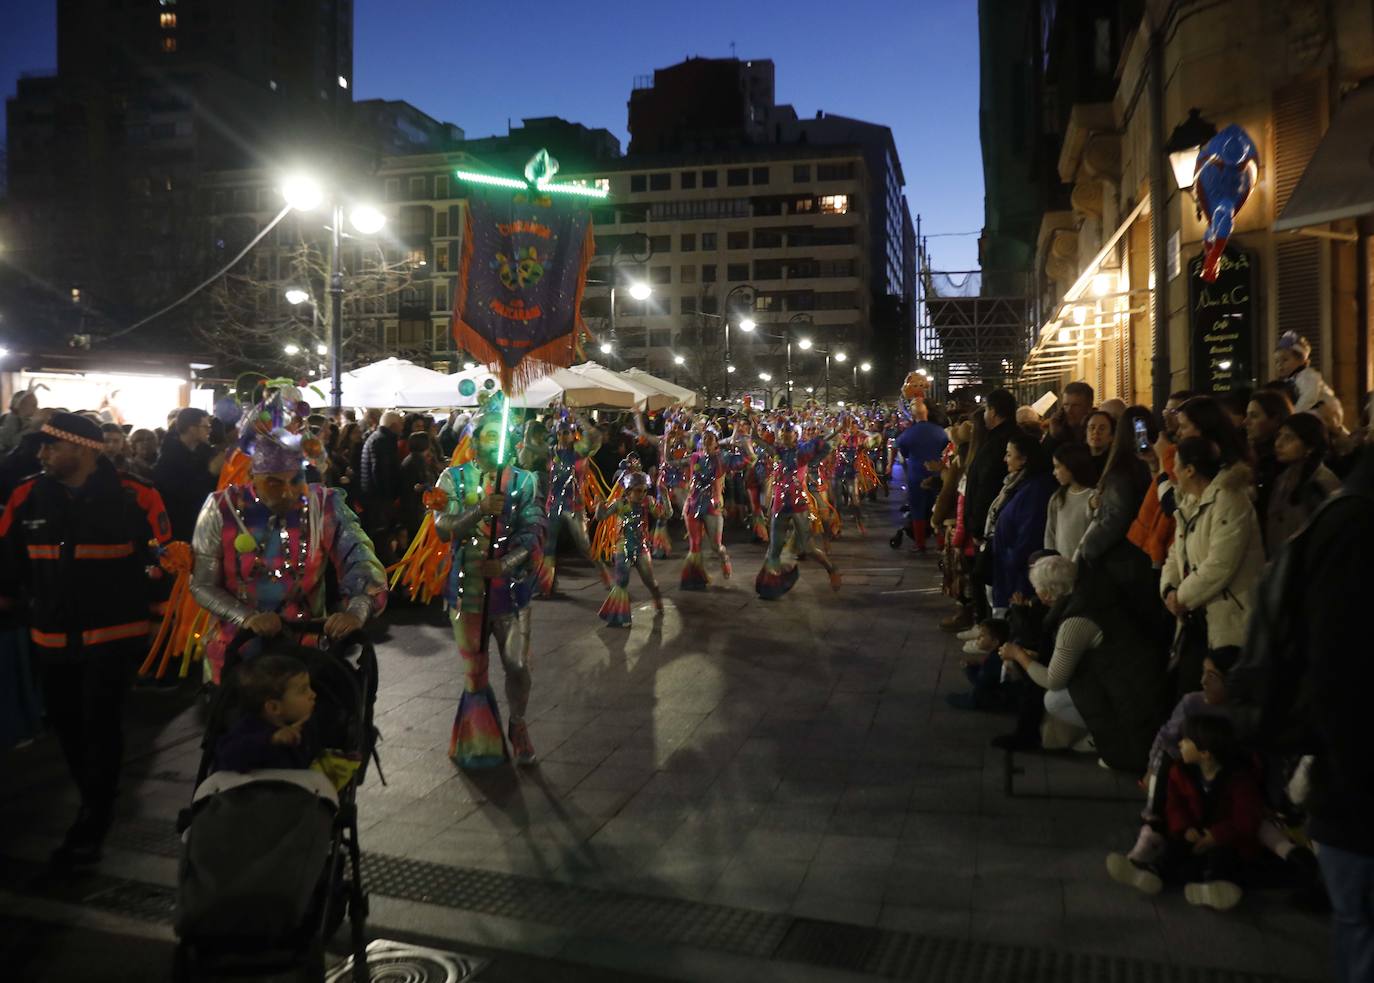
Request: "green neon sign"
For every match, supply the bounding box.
[454,148,609,200]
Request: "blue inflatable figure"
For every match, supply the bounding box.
[1192,124,1258,283]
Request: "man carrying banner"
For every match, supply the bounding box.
[431,397,544,767]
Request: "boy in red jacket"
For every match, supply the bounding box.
[1109,714,1263,910]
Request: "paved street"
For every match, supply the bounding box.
[0,484,1331,981]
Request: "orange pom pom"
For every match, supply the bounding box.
[422,488,449,511]
[158,540,194,575]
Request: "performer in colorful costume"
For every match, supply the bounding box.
[537,417,606,596]
[755,421,842,599]
[833,415,878,534]
[680,428,749,589]
[649,415,692,556]
[593,471,669,627]
[892,400,951,551]
[431,399,544,768]
[190,390,387,683]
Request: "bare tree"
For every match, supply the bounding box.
[198,227,427,375]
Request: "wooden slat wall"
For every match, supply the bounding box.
[1273,77,1326,366]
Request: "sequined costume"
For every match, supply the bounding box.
[754,431,841,599]
[190,483,388,681]
[433,459,544,768]
[680,441,749,589]
[594,486,669,627]
[537,423,606,595]
[653,428,692,557]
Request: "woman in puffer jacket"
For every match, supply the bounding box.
[1161,438,1265,700]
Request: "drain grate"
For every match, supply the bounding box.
[363,853,790,957]
[82,879,177,924]
[327,939,486,983]
[774,918,880,970]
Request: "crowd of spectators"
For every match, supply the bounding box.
[921,331,1373,980]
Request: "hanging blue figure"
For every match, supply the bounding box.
[1192,124,1258,283]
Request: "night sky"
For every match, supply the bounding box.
[1,0,983,270]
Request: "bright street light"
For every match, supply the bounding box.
[628,282,652,301]
[758,372,771,382]
[349,204,386,235]
[281,173,324,212]
[673,354,685,365]
[284,287,310,306]
[805,386,814,394]
[834,351,848,363]
[837,400,846,407]
[739,318,756,332]
[599,341,613,355]
[0,347,9,360]
[798,338,812,350]
[726,364,737,374]
[860,362,872,372]
[316,343,328,356]
[283,343,301,356]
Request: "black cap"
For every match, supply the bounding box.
[36,412,107,450]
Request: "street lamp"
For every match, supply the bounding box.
[599,340,614,355]
[283,343,301,356]
[1165,108,1217,192]
[281,171,387,413]
[785,313,813,409]
[284,287,310,306]
[798,337,812,350]
[316,343,329,356]
[720,284,757,400]
[628,282,652,301]
[673,354,685,365]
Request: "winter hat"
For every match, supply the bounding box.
[37,412,105,450]
[1276,331,1312,360]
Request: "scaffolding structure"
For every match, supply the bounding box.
[916,265,1037,398]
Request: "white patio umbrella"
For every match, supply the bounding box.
[620,367,700,408]
[415,365,637,410]
[337,357,455,409]
[567,361,677,412]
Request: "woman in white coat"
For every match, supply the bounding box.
[1160,437,1265,700]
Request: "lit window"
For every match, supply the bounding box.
[337,75,349,90]
[405,248,427,267]
[162,37,177,53]
[819,195,849,214]
[160,12,176,27]
[71,288,81,303]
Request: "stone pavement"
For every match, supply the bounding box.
[0,480,1331,981]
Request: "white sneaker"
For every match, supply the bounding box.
[956,627,981,641]
[1071,734,1097,754]
[1184,880,1243,911]
[1106,852,1163,895]
[962,640,985,655]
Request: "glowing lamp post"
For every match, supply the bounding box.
[281,172,387,413]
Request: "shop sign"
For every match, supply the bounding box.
[1188,246,1255,394]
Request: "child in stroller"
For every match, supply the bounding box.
[174,624,378,983]
[215,654,318,773]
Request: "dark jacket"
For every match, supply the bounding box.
[398,452,439,538]
[1049,577,1170,772]
[214,714,318,773]
[964,418,1017,543]
[0,459,171,653]
[360,427,402,505]
[990,471,1056,608]
[153,436,217,541]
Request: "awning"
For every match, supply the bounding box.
[1274,81,1374,233]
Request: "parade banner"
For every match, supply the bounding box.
[451,188,594,392]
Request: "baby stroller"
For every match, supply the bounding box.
[173,622,380,983]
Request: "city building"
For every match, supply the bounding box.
[564,146,874,401]
[4,0,355,350]
[986,0,1374,420]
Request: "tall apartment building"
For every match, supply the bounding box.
[4,0,354,350]
[563,148,872,398]
[617,57,916,394]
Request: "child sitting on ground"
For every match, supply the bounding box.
[1113,652,1237,868]
[946,618,1010,710]
[1108,714,1262,910]
[215,654,318,773]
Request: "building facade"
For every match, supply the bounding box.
[1001,0,1374,421]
